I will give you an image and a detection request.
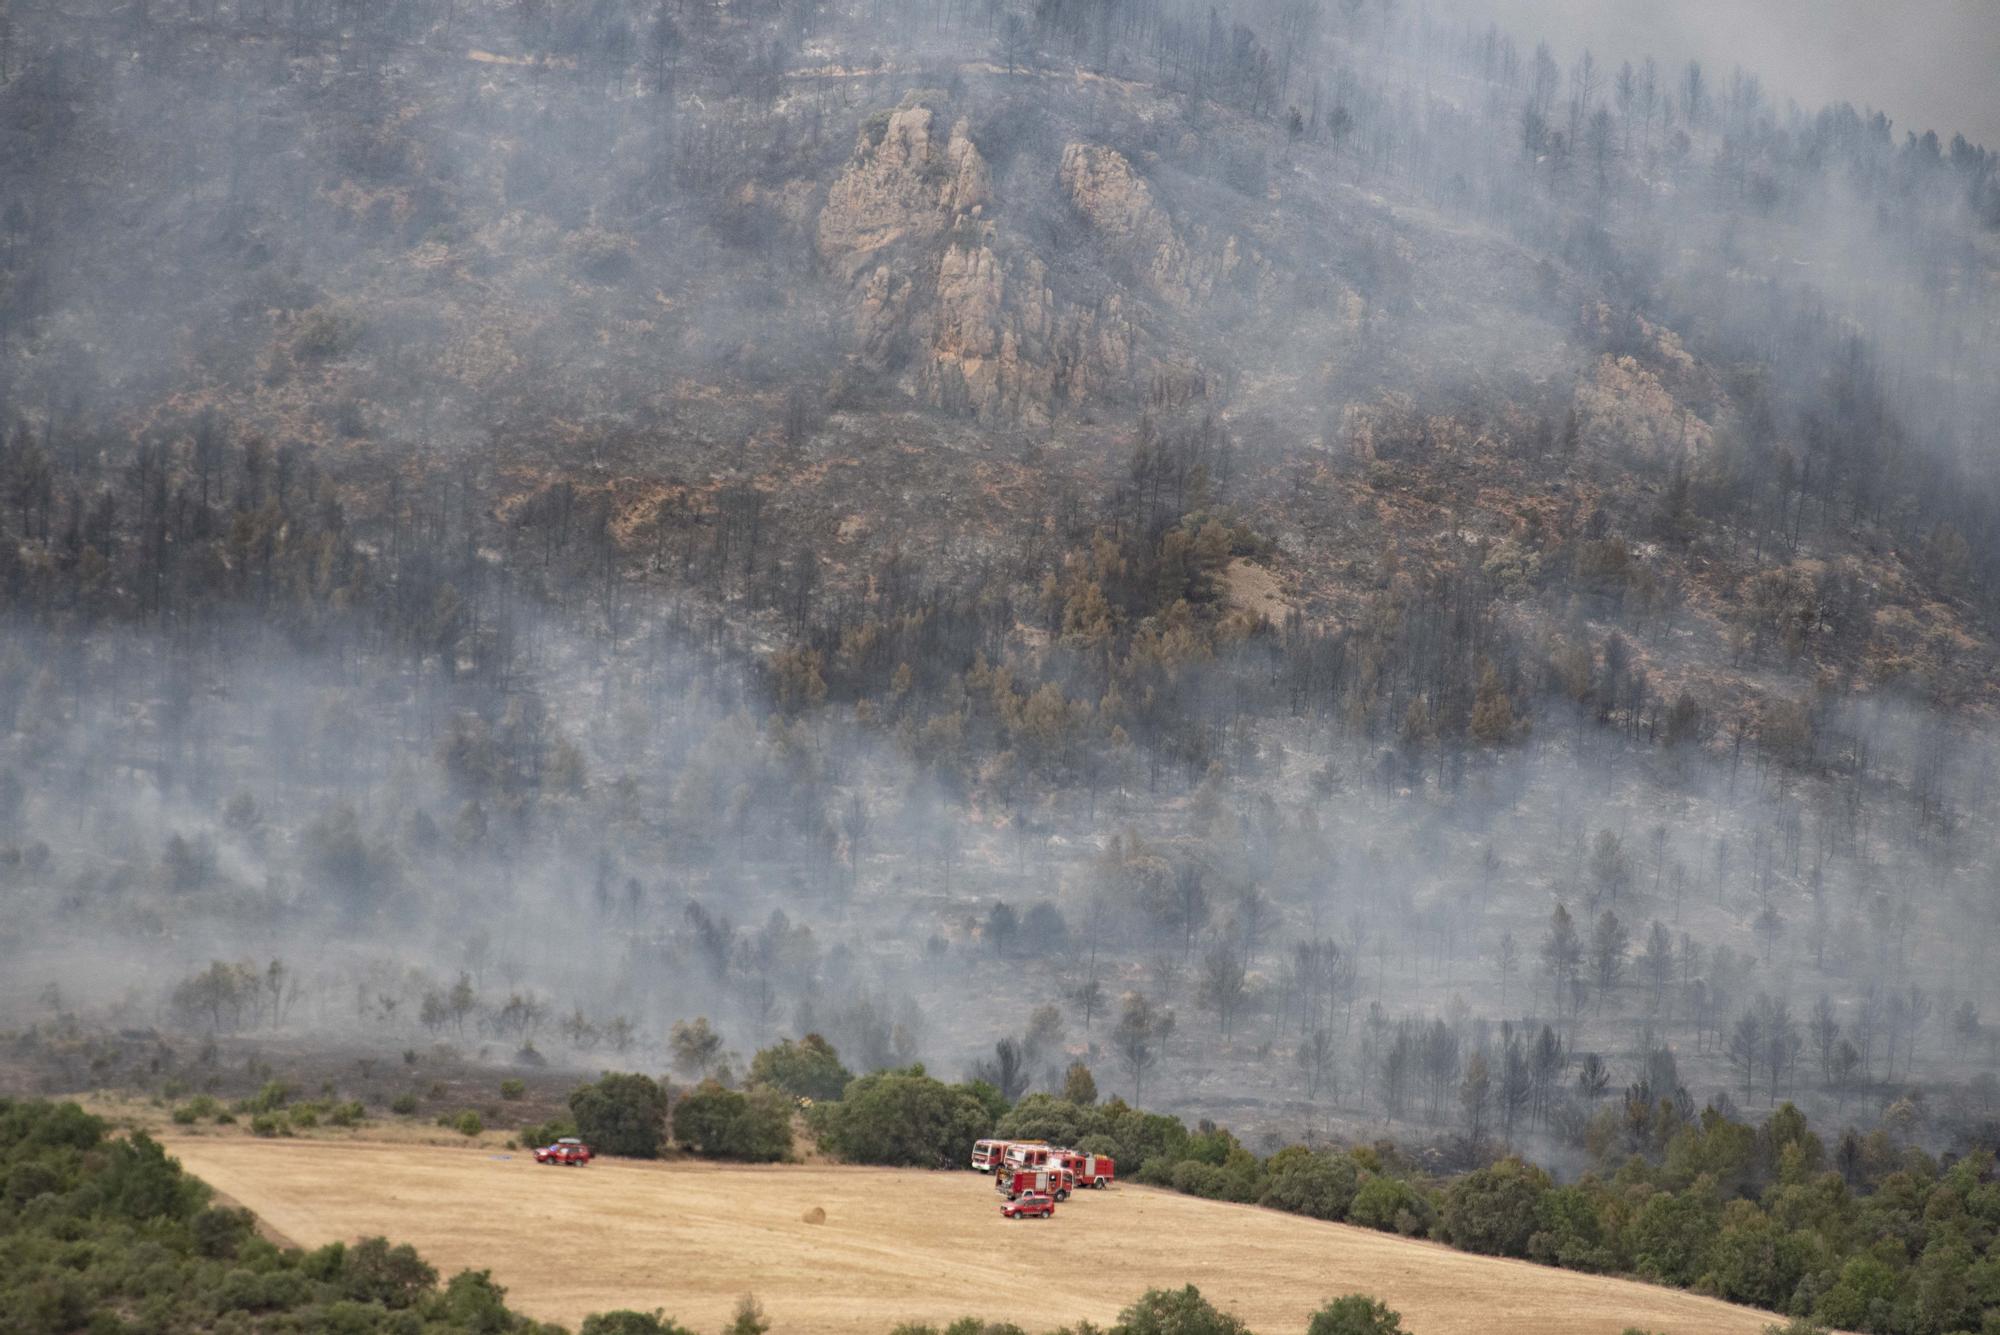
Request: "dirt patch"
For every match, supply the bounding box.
[163,1136,1785,1335]
[1222,558,1291,621]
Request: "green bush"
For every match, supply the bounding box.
[1261,1147,1361,1221]
[521,1117,579,1148]
[581,1312,698,1335]
[6,1159,63,1203]
[1348,1175,1435,1237]
[1440,1157,1552,1257]
[995,1093,1091,1148]
[240,1080,295,1114]
[500,1079,526,1101]
[1307,1294,1409,1335]
[454,1111,484,1137]
[671,1082,793,1162]
[1110,1285,1251,1335]
[192,1205,255,1259]
[1062,1062,1098,1105]
[569,1072,670,1158]
[249,1113,284,1138]
[289,1106,319,1130]
[940,1321,1025,1335]
[171,1093,222,1125]
[747,1034,852,1103]
[390,1092,419,1116]
[327,1100,366,1128]
[1170,1159,1229,1198]
[1528,1182,1616,1271]
[335,1237,439,1307]
[808,1067,988,1168]
[1627,1182,1722,1287]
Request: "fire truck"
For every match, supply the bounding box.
[1001,1142,1054,1173]
[1054,1149,1115,1188]
[1000,1142,1114,1187]
[971,1138,1020,1173]
[995,1165,1073,1201]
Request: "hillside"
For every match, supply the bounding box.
[2,0,2000,1210]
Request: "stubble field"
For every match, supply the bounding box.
[162,1136,1788,1335]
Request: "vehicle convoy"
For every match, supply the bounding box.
[1000,1192,1056,1220]
[995,1144,1114,1184]
[534,1138,593,1166]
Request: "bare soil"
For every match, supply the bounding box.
[163,1136,1784,1335]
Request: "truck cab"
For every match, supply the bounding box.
[1002,1143,1052,1173]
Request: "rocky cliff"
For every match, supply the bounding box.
[813,99,1248,423]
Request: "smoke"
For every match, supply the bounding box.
[1426,0,2000,147]
[0,0,1997,1163]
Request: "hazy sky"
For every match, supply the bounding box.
[1429,0,2000,148]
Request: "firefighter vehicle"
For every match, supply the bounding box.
[1062,1150,1114,1187]
[1000,1192,1057,1219]
[997,1143,1114,1188]
[1001,1142,1054,1172]
[996,1165,1073,1200]
[971,1138,1016,1172]
[534,1137,592,1165]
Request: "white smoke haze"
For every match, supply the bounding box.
[0,0,1996,1169]
[1427,0,2000,147]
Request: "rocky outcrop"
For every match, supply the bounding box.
[817,103,990,283]
[1057,143,1267,311]
[814,101,1155,423]
[921,240,1139,422]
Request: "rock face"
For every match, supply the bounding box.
[816,104,990,284]
[812,99,1155,423]
[1058,143,1266,311]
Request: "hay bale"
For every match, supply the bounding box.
[801,1206,826,1224]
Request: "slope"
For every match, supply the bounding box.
[164,1135,1783,1335]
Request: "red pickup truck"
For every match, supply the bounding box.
[1000,1192,1056,1219]
[534,1137,593,1165]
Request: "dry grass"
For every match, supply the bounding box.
[164,1136,1784,1335]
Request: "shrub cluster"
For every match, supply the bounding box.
[0,1098,560,1334]
[807,1066,993,1168]
[671,1082,793,1162]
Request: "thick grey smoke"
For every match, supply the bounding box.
[0,0,1996,1171]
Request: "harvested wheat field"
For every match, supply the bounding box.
[164,1136,1782,1335]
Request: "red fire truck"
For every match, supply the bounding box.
[995,1165,1073,1201]
[971,1138,1017,1173]
[1001,1142,1053,1173]
[1009,1145,1115,1189]
[1062,1150,1114,1188]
